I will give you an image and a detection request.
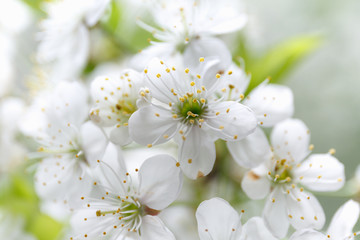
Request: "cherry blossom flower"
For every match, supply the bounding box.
[196,197,277,240]
[240,118,345,238]
[69,154,183,239]
[132,0,247,70]
[129,58,257,179]
[289,200,360,240]
[21,82,119,209]
[37,0,110,81]
[89,69,144,146]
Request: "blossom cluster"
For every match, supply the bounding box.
[0,0,359,240]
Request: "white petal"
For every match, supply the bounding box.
[34,158,92,208]
[263,187,290,238]
[219,63,250,101]
[241,170,271,200]
[244,83,294,127]
[138,154,183,210]
[270,118,310,164]
[144,58,186,104]
[47,81,89,127]
[109,125,132,146]
[69,208,118,239]
[130,43,178,72]
[196,198,241,240]
[196,0,247,35]
[293,154,345,192]
[184,37,232,72]
[129,105,178,146]
[240,217,277,240]
[285,188,325,231]
[85,0,111,27]
[227,127,272,168]
[327,200,360,239]
[178,127,216,179]
[140,216,175,240]
[193,57,224,91]
[289,229,326,240]
[204,101,257,142]
[80,121,108,168]
[94,143,128,195]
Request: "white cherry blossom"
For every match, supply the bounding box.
[90,69,144,146]
[132,0,247,70]
[129,58,257,179]
[21,82,119,209]
[69,154,183,240]
[196,197,277,240]
[289,200,360,240]
[37,0,111,81]
[240,118,345,238]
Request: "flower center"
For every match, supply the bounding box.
[269,159,293,184]
[96,198,142,233]
[176,97,207,124]
[113,99,137,120]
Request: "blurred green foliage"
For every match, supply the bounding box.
[235,34,322,94]
[0,173,63,240]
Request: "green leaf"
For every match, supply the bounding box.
[27,214,63,240]
[244,34,322,94]
[105,0,122,33]
[0,173,63,240]
[20,0,46,15]
[101,1,152,54]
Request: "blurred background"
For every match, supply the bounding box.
[1,0,360,239]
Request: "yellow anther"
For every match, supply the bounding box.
[199,57,204,62]
[329,148,336,155]
[156,73,161,78]
[216,74,221,78]
[190,81,195,86]
[185,68,190,73]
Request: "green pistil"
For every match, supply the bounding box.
[177,97,206,122]
[271,160,293,183]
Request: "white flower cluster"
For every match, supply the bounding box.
[1,0,358,239]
